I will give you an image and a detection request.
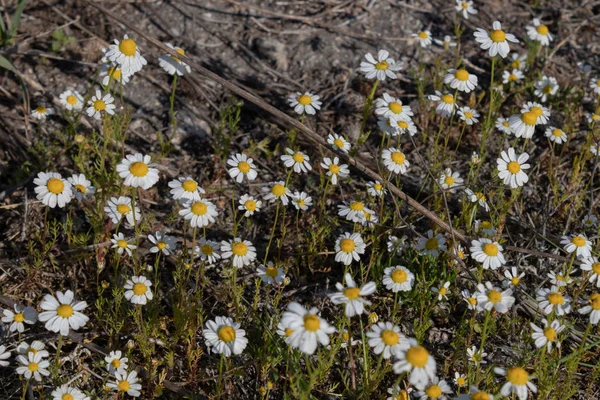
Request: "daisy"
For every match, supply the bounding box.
[203,316,248,356]
[588,113,600,125]
[444,68,478,93]
[68,174,96,201]
[287,91,321,115]
[439,168,463,192]
[412,30,432,47]
[536,286,572,315]
[470,239,505,270]
[545,127,567,144]
[581,257,600,287]
[578,293,600,324]
[100,63,130,87]
[16,352,50,381]
[34,172,72,208]
[279,302,336,355]
[455,0,477,19]
[86,89,115,120]
[104,196,140,226]
[329,273,376,317]
[31,105,52,120]
[392,339,437,387]
[148,231,176,255]
[2,304,37,333]
[107,370,142,397]
[494,367,537,400]
[560,234,592,259]
[116,153,160,190]
[17,341,49,358]
[105,34,147,75]
[531,319,564,353]
[59,90,84,111]
[291,191,313,211]
[334,232,366,265]
[238,194,262,217]
[366,322,409,359]
[414,376,452,400]
[276,321,295,339]
[477,220,497,236]
[387,235,408,255]
[548,271,572,287]
[105,350,128,375]
[179,198,219,228]
[321,157,350,185]
[473,21,518,58]
[124,276,153,305]
[428,91,457,117]
[521,101,550,124]
[470,152,481,164]
[534,76,559,102]
[497,148,530,188]
[502,69,524,84]
[432,281,451,301]
[367,180,386,197]
[51,386,89,400]
[360,209,378,227]
[382,147,410,174]
[375,93,413,120]
[168,177,204,201]
[458,107,480,125]
[503,267,525,289]
[466,346,487,365]
[359,49,403,81]
[262,181,292,205]
[434,35,457,49]
[387,385,412,400]
[461,289,479,311]
[526,18,553,46]
[220,238,257,268]
[338,201,371,223]
[582,214,598,229]
[383,266,414,292]
[589,77,600,95]
[158,43,191,76]
[0,345,10,367]
[227,153,258,183]
[474,281,514,313]
[194,238,221,264]
[416,231,447,257]
[257,262,286,285]
[327,133,351,153]
[464,189,489,211]
[392,117,418,136]
[38,290,88,336]
[508,111,537,138]
[111,233,136,256]
[281,148,311,174]
[510,53,527,70]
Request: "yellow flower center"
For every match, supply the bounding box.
[108,66,122,79]
[592,263,600,275]
[389,102,403,114]
[133,282,147,295]
[75,184,86,193]
[375,60,389,70]
[456,376,466,386]
[509,74,518,82]
[303,314,321,332]
[66,95,77,105]
[329,164,340,174]
[521,111,537,126]
[129,162,148,177]
[552,129,563,137]
[57,304,74,318]
[297,199,305,206]
[62,394,74,400]
[464,111,473,119]
[298,94,312,105]
[237,161,251,173]
[93,99,106,111]
[438,287,448,296]
[441,94,454,104]
[444,176,455,186]
[117,204,130,215]
[425,237,438,250]
[506,367,529,385]
[75,134,84,143]
[340,238,356,253]
[426,385,442,398]
[468,297,477,305]
[547,292,564,305]
[511,277,520,285]
[344,287,361,300]
[461,1,468,8]
[476,192,486,201]
[14,313,25,322]
[455,69,469,81]
[172,48,186,62]
[507,161,521,174]
[571,236,586,247]
[593,114,600,121]
[111,359,121,368]
[490,29,506,43]
[536,25,549,35]
[590,293,600,310]
[333,138,345,148]
[397,120,409,129]
[349,201,364,211]
[391,151,405,165]
[472,393,491,400]
[511,60,521,69]
[405,345,429,367]
[487,290,502,303]
[117,380,131,392]
[182,180,197,192]
[35,106,46,113]
[531,106,543,117]
[503,121,510,127]
[543,85,553,94]
[418,31,429,39]
[391,269,407,283]
[244,200,257,211]
[27,362,39,372]
[482,243,499,256]
[191,201,208,216]
[381,329,400,346]
[292,152,305,163]
[201,244,213,255]
[47,178,65,194]
[231,242,248,256]
[543,327,557,341]
[157,241,167,249]
[265,266,279,277]
[119,38,137,56]
[373,183,383,190]
[117,240,128,249]
[394,391,409,400]
[271,184,286,197]
[284,328,294,336]
[218,325,236,342]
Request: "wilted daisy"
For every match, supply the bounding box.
[455,0,477,19]
[51,386,89,400]
[327,133,351,153]
[257,262,286,285]
[291,191,313,211]
[545,126,567,144]
[470,152,481,164]
[38,290,88,336]
[31,105,51,120]
[445,68,478,93]
[238,194,262,217]
[526,18,553,46]
[279,302,336,355]
[439,168,463,192]
[473,21,518,58]
[578,293,600,324]
[107,370,142,397]
[367,180,386,197]
[105,34,147,75]
[581,257,600,287]
[560,234,592,259]
[86,89,115,120]
[590,77,600,95]
[534,76,559,102]
[432,281,451,301]
[521,101,551,124]
[204,316,248,356]
[17,341,49,359]
[288,91,321,115]
[158,43,191,76]
[375,93,413,120]
[111,233,136,256]
[334,232,366,265]
[387,235,408,255]
[281,148,311,174]
[383,266,414,293]
[548,271,572,287]
[104,196,140,226]
[504,267,525,288]
[262,181,292,205]
[467,346,487,365]
[0,345,10,367]
[458,107,480,125]
[105,350,128,375]
[531,319,564,353]
[116,153,159,190]
[428,91,457,117]
[470,239,505,270]
[59,90,84,111]
[497,148,530,188]
[412,30,432,47]
[582,214,598,229]
[2,304,37,333]
[464,189,489,211]
[359,49,403,81]
[393,339,436,387]
[416,231,447,257]
[461,289,479,311]
[220,238,257,268]
[494,367,537,400]
[367,322,408,359]
[227,153,258,183]
[382,147,410,174]
[147,232,176,255]
[502,69,524,84]
[67,173,96,201]
[536,286,572,315]
[16,352,49,381]
[34,172,72,208]
[414,376,452,400]
[100,62,130,86]
[194,238,221,264]
[179,198,218,228]
[168,177,204,201]
[475,281,514,313]
[124,276,153,305]
[329,273,376,317]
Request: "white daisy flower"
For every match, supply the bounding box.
[0,345,10,367]
[454,372,467,388]
[461,289,479,311]
[107,370,142,397]
[470,239,506,270]
[534,75,559,102]
[531,319,564,353]
[279,302,336,355]
[495,117,513,135]
[179,198,219,228]
[439,168,463,192]
[432,281,451,301]
[111,232,136,256]
[581,257,600,288]
[367,180,386,197]
[382,147,410,174]
[338,200,371,223]
[227,153,258,183]
[321,156,349,185]
[1,304,37,333]
[67,173,95,201]
[434,35,457,48]
[464,189,489,212]
[392,339,437,387]
[116,153,160,190]
[387,385,412,400]
[497,148,530,188]
[291,191,313,211]
[473,20,518,58]
[444,68,478,93]
[412,30,432,47]
[467,346,487,365]
[334,232,366,265]
[503,267,525,288]
[238,194,262,217]
[578,293,600,324]
[560,234,592,259]
[158,43,191,76]
[470,152,481,164]
[34,171,72,208]
[194,238,221,264]
[474,281,514,313]
[124,276,153,305]
[220,238,257,268]
[521,101,550,124]
[387,235,408,255]
[31,105,52,120]
[360,209,378,228]
[257,262,286,285]
[383,266,414,293]
[105,34,147,75]
[414,376,453,400]
[359,49,404,81]
[59,90,84,111]
[589,77,600,95]
[545,126,567,144]
[428,91,457,117]
[548,271,572,287]
[287,91,322,115]
[502,68,525,84]
[148,231,176,255]
[588,113,600,125]
[508,111,537,139]
[281,148,311,174]
[105,350,128,375]
[86,89,115,120]
[17,341,49,358]
[327,133,351,153]
[262,181,292,205]
[51,386,89,400]
[203,316,248,356]
[16,352,50,381]
[366,321,409,359]
[329,273,376,317]
[375,93,414,120]
[582,214,598,229]
[168,177,205,201]
[38,290,88,336]
[494,367,537,400]
[476,220,497,236]
[455,0,477,19]
[104,196,140,226]
[100,62,131,87]
[536,286,572,315]
[416,231,447,257]
[458,107,480,125]
[526,18,553,46]
[510,53,528,70]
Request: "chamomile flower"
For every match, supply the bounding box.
[321,157,349,185]
[531,319,564,353]
[454,372,468,388]
[457,387,493,400]
[329,273,376,317]
[16,352,50,381]
[464,189,489,211]
[257,262,286,285]
[0,346,10,367]
[588,113,600,125]
[508,111,538,138]
[473,21,518,58]
[589,77,600,95]
[360,210,378,227]
[387,385,412,400]
[147,232,176,255]
[455,0,477,19]
[2,304,37,333]
[536,286,572,315]
[116,153,160,190]
[367,322,408,359]
[578,293,600,324]
[458,107,480,125]
[392,117,418,136]
[111,233,137,257]
[470,152,481,164]
[461,289,479,311]
[521,101,550,124]
[34,172,72,208]
[67,174,96,201]
[375,93,414,120]
[31,105,52,120]
[548,271,572,287]
[432,281,451,301]
[262,181,292,205]
[59,90,84,111]
[428,91,457,117]
[194,238,221,264]
[383,266,415,292]
[392,339,437,387]
[168,177,204,201]
[581,257,600,287]
[494,367,537,400]
[281,148,311,174]
[560,234,592,259]
[439,168,463,192]
[17,341,49,358]
[334,232,366,265]
[510,53,527,70]
[179,198,218,228]
[526,19,553,46]
[382,147,410,174]
[124,276,153,305]
[367,180,386,197]
[105,350,128,375]
[476,220,496,236]
[288,91,321,115]
[545,127,567,144]
[475,281,514,313]
[203,316,248,356]
[503,267,525,288]
[412,30,432,47]
[51,386,89,400]
[434,35,457,49]
[227,153,258,182]
[416,231,447,257]
[38,290,88,336]
[497,148,530,188]
[466,346,487,365]
[238,194,262,217]
[158,43,191,76]
[387,235,408,255]
[495,117,513,135]
[414,376,452,400]
[338,201,371,223]
[86,89,115,120]
[291,191,313,211]
[470,239,505,270]
[220,238,257,268]
[445,68,478,93]
[534,76,559,102]
[105,34,147,75]
[280,302,336,355]
[327,133,351,153]
[104,196,140,226]
[100,63,130,86]
[359,49,403,81]
[107,370,142,397]
[582,214,598,229]
[502,69,524,84]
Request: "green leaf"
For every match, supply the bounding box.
[9,0,28,37]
